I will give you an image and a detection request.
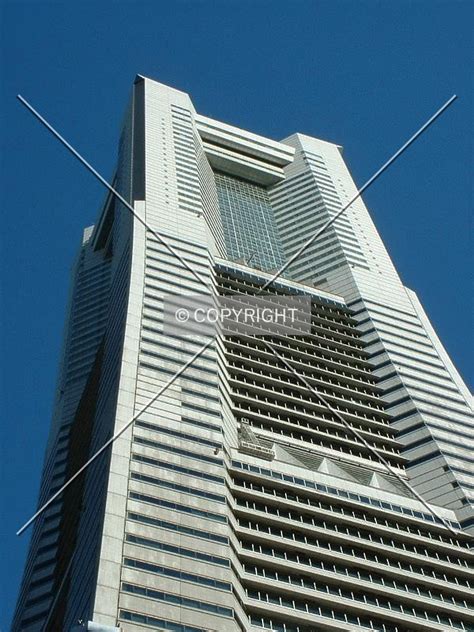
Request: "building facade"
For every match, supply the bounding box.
[13,76,473,632]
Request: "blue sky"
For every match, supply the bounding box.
[1,0,472,627]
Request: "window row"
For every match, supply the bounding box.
[125,533,229,567]
[130,471,226,504]
[243,562,470,610]
[129,490,227,524]
[123,557,231,591]
[127,511,228,544]
[120,609,208,632]
[231,461,462,534]
[246,589,466,630]
[132,453,224,484]
[239,533,469,589]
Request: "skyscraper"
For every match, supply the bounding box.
[13,75,473,632]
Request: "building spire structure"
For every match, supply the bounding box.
[13,76,473,632]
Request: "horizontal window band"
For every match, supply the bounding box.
[139,359,217,377]
[123,557,231,591]
[181,387,220,403]
[387,393,473,418]
[129,491,227,523]
[407,450,442,468]
[391,408,473,431]
[135,419,221,449]
[377,371,459,394]
[231,460,455,527]
[137,359,218,389]
[119,609,208,632]
[121,584,233,617]
[368,347,441,366]
[348,298,418,319]
[396,421,425,437]
[130,471,226,503]
[133,435,223,466]
[125,533,230,567]
[131,453,225,484]
[401,435,433,451]
[127,511,229,544]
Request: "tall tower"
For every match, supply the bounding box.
[13,76,473,632]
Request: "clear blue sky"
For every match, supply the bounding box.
[1,0,472,627]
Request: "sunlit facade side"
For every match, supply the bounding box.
[13,75,473,632]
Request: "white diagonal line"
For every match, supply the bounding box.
[16,337,214,535]
[16,93,460,542]
[15,95,217,537]
[261,95,457,290]
[261,339,467,538]
[17,95,210,290]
